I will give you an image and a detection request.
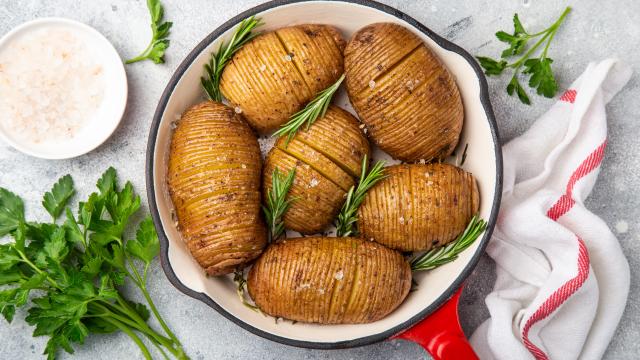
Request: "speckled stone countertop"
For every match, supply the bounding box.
[0,0,638,359]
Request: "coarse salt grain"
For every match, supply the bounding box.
[368,80,376,89]
[334,270,344,281]
[0,26,105,145]
[309,178,319,188]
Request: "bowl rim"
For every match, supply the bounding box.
[0,17,128,160]
[146,0,503,349]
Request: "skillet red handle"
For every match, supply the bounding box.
[392,286,478,360]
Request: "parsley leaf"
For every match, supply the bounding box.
[523,58,558,97]
[476,7,571,104]
[125,217,159,265]
[507,75,531,105]
[0,188,25,236]
[42,175,74,220]
[126,0,173,64]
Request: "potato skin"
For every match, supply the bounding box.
[220,24,345,133]
[357,164,479,252]
[168,101,266,276]
[263,105,369,234]
[345,23,463,162]
[247,237,411,324]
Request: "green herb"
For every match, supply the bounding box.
[411,215,487,271]
[262,167,296,242]
[42,175,74,220]
[0,169,187,360]
[273,74,345,145]
[126,0,173,64]
[233,270,260,312]
[476,7,571,104]
[335,156,386,237]
[201,16,263,102]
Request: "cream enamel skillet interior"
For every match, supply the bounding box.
[146,0,502,349]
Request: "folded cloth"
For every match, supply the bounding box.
[470,59,632,360]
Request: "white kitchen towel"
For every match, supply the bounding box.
[470,59,632,360]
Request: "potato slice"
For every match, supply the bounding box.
[168,101,266,275]
[357,163,479,252]
[220,24,345,133]
[294,106,370,177]
[247,237,411,324]
[275,137,354,192]
[345,23,463,162]
[263,106,369,234]
[263,148,345,234]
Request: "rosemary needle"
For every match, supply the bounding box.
[410,215,487,271]
[201,16,263,102]
[262,167,297,242]
[273,74,345,145]
[335,155,386,237]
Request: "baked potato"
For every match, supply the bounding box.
[247,237,411,324]
[168,101,267,276]
[357,163,479,252]
[263,105,370,234]
[344,23,463,162]
[220,24,346,133]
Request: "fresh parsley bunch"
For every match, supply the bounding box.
[477,7,571,104]
[0,168,187,359]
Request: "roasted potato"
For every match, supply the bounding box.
[220,24,346,133]
[357,163,479,252]
[344,23,463,162]
[168,101,266,276]
[247,237,411,324]
[263,105,370,234]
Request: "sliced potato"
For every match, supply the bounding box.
[168,101,266,275]
[220,24,345,133]
[357,163,479,252]
[264,105,369,234]
[247,237,411,324]
[263,148,345,234]
[345,23,463,162]
[294,106,370,177]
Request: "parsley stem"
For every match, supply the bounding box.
[101,316,153,360]
[508,31,551,69]
[125,255,184,349]
[542,8,571,58]
[16,250,60,289]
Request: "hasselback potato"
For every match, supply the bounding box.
[358,163,479,252]
[168,101,266,276]
[247,237,411,324]
[344,23,463,162]
[220,24,345,133]
[263,105,369,234]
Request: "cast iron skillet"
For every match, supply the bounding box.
[146,0,502,358]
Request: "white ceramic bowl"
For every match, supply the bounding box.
[147,0,502,349]
[0,18,127,159]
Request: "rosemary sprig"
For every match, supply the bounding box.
[411,215,487,271]
[273,74,345,145]
[335,156,386,237]
[262,167,297,242]
[233,270,261,312]
[201,16,263,102]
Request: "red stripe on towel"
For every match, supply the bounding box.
[521,140,606,359]
[560,89,577,103]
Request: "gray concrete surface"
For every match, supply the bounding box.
[0,0,637,359]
